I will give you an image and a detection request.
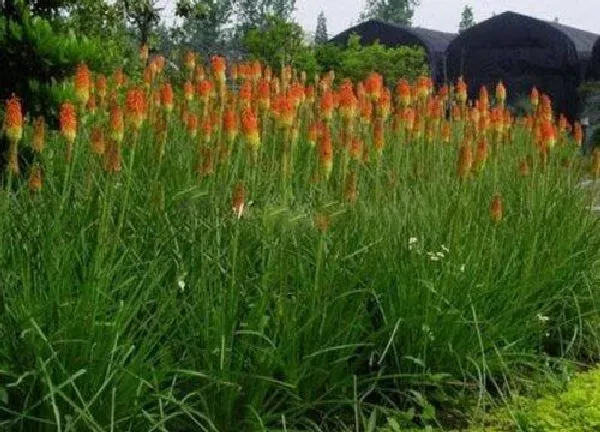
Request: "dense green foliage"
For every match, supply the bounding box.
[243,15,306,70]
[474,367,600,431]
[331,35,428,84]
[245,29,428,84]
[0,10,124,120]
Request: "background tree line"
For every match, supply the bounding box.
[0,0,431,120]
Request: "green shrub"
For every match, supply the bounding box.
[335,34,429,84]
[242,15,305,72]
[0,8,125,121]
[243,24,428,86]
[477,368,600,432]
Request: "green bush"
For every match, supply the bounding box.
[243,23,428,86]
[476,368,600,432]
[242,15,305,72]
[333,34,429,84]
[0,8,125,121]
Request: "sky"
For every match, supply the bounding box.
[161,0,600,36]
[295,0,600,36]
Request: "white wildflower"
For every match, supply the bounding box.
[537,314,550,323]
[427,252,441,262]
[408,237,419,250]
[178,279,186,292]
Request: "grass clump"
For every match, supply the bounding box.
[0,56,600,431]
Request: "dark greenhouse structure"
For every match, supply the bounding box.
[588,37,600,81]
[330,20,456,85]
[446,11,599,120]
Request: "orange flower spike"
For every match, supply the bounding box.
[452,104,462,122]
[441,121,452,144]
[490,107,503,134]
[4,95,23,144]
[338,79,356,120]
[478,86,490,112]
[74,63,91,106]
[320,90,335,121]
[251,60,262,81]
[280,96,295,128]
[241,109,260,151]
[290,82,305,107]
[396,79,412,107]
[490,194,503,225]
[60,101,77,145]
[110,104,125,144]
[378,88,391,120]
[439,84,450,102]
[318,127,334,180]
[223,108,238,143]
[186,113,198,139]
[32,116,45,153]
[541,120,557,149]
[573,122,583,147]
[350,137,363,161]
[417,75,432,100]
[86,93,97,114]
[160,82,174,113]
[211,55,227,84]
[197,79,213,103]
[201,117,213,143]
[359,97,373,125]
[90,127,105,155]
[184,80,194,103]
[495,81,506,106]
[257,78,271,110]
[239,79,253,109]
[456,77,468,105]
[558,114,569,134]
[427,97,442,122]
[457,141,473,179]
[125,88,147,131]
[364,72,383,101]
[530,87,539,111]
[232,182,245,219]
[60,101,77,162]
